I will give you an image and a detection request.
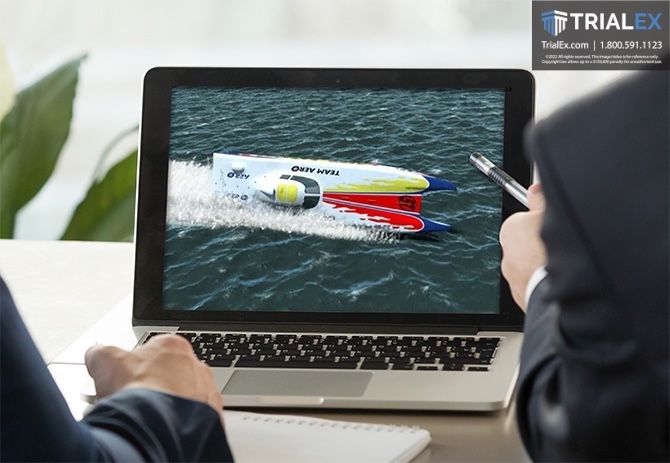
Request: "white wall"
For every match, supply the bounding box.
[0,0,627,240]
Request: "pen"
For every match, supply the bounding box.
[469,152,529,208]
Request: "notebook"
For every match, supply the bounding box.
[132,67,534,411]
[225,410,430,463]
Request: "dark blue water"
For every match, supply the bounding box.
[163,86,504,314]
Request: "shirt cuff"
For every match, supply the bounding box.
[524,265,548,309]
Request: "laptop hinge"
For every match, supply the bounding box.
[168,323,480,336]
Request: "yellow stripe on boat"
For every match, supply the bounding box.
[327,176,430,193]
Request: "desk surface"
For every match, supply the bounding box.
[0,239,529,462]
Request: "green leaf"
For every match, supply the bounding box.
[0,55,86,238]
[61,150,137,242]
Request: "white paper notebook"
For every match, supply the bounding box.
[225,410,431,463]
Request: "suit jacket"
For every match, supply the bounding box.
[0,277,234,462]
[516,70,669,461]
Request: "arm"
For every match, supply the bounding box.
[82,388,232,462]
[1,276,117,462]
[0,277,233,462]
[504,181,669,461]
[84,335,234,462]
[505,70,669,461]
[515,165,669,461]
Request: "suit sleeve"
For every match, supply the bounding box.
[83,389,234,462]
[0,276,234,462]
[515,71,669,462]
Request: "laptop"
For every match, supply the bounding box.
[132,67,534,411]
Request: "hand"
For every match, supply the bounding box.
[499,183,547,311]
[85,334,224,426]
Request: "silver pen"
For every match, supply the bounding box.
[469,152,529,208]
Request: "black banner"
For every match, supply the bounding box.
[532,1,669,70]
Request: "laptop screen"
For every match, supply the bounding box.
[134,68,533,330]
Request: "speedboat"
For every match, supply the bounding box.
[212,152,457,234]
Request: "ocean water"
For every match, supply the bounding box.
[163,86,504,314]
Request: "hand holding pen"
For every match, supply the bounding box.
[471,150,548,310]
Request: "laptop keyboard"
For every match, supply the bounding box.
[144,332,501,372]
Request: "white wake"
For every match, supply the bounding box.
[166,161,393,243]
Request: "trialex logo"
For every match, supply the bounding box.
[541,9,663,36]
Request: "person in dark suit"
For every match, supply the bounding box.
[500,68,669,461]
[0,276,234,462]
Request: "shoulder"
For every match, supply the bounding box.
[526,70,668,230]
[529,71,668,173]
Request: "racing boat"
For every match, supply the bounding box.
[212,152,457,234]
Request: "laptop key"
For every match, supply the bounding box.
[237,360,290,368]
[390,362,414,370]
[208,358,234,367]
[360,361,389,370]
[441,363,466,371]
[310,361,358,369]
[416,365,440,371]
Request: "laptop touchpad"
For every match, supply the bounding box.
[223,370,372,397]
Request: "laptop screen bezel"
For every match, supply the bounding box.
[133,67,533,333]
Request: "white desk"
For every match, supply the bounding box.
[0,239,529,462]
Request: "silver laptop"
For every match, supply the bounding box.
[132,67,534,411]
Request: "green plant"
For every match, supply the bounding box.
[0,55,137,241]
